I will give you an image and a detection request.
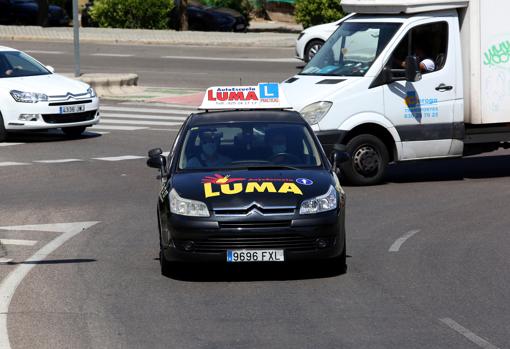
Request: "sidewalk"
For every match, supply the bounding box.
[0,25,298,47]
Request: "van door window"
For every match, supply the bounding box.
[389,22,449,75]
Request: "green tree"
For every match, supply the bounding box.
[295,0,345,28]
[90,0,174,29]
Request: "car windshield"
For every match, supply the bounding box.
[300,20,401,77]
[0,51,51,78]
[178,122,323,170]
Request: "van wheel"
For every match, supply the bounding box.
[305,39,324,62]
[0,114,7,142]
[341,134,389,186]
[62,126,86,138]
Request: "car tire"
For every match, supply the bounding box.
[341,134,389,186]
[304,39,324,62]
[0,113,7,143]
[62,126,86,138]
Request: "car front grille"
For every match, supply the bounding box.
[42,110,97,124]
[174,235,336,253]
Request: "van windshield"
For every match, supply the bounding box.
[300,21,401,77]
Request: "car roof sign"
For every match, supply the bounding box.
[198,83,292,111]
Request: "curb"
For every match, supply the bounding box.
[72,73,140,97]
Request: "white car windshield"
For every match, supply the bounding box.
[0,51,51,78]
[301,20,401,77]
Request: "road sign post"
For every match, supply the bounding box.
[73,0,80,77]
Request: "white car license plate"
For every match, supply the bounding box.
[227,250,284,262]
[59,105,85,114]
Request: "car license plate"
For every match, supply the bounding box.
[227,250,284,262]
[59,105,85,114]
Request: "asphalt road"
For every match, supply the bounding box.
[7,40,301,88]
[1,41,510,349]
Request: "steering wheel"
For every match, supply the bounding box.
[269,152,301,164]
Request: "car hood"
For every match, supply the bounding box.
[0,73,90,96]
[171,169,334,210]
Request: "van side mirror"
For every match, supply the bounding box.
[46,65,55,73]
[405,56,422,82]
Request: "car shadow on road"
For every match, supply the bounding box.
[382,155,510,184]
[162,260,347,282]
[6,130,102,143]
[6,258,97,265]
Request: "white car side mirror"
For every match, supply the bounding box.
[46,65,55,73]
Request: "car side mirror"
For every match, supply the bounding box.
[330,145,350,170]
[405,56,422,82]
[147,148,167,170]
[46,65,55,73]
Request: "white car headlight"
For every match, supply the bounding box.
[87,87,97,98]
[300,101,332,125]
[299,185,337,215]
[169,188,209,217]
[10,90,48,103]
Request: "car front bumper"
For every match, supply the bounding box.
[162,209,346,263]
[3,97,100,131]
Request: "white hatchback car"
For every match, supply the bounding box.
[296,14,354,62]
[0,46,100,142]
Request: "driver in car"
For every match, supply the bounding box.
[267,130,299,164]
[187,130,231,168]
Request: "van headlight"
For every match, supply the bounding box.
[299,185,337,215]
[300,101,332,125]
[169,189,210,217]
[10,90,48,103]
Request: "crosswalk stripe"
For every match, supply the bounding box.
[100,119,182,127]
[100,113,187,121]
[0,239,37,246]
[90,125,148,131]
[0,162,30,167]
[93,155,145,161]
[0,143,24,147]
[101,106,194,115]
[33,159,83,164]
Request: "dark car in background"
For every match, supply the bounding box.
[0,0,69,26]
[170,0,247,32]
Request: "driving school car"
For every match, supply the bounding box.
[147,84,348,275]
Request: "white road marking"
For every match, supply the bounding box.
[148,128,181,132]
[99,119,182,126]
[440,318,500,349]
[91,53,134,57]
[161,55,300,63]
[101,113,187,121]
[101,106,192,115]
[121,102,198,110]
[0,143,24,147]
[91,125,148,131]
[389,230,421,252]
[0,239,37,246]
[0,221,99,349]
[33,159,82,164]
[0,162,30,167]
[93,155,144,161]
[25,50,64,55]
[0,258,13,264]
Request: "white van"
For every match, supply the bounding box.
[283,0,510,185]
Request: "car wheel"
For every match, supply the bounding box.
[341,134,389,186]
[0,113,7,142]
[304,39,324,62]
[62,126,86,138]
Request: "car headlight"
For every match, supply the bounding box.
[10,90,48,103]
[300,101,332,125]
[299,185,337,215]
[169,188,210,217]
[87,87,97,98]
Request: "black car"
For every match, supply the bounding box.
[0,0,69,26]
[170,0,247,32]
[147,109,348,275]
